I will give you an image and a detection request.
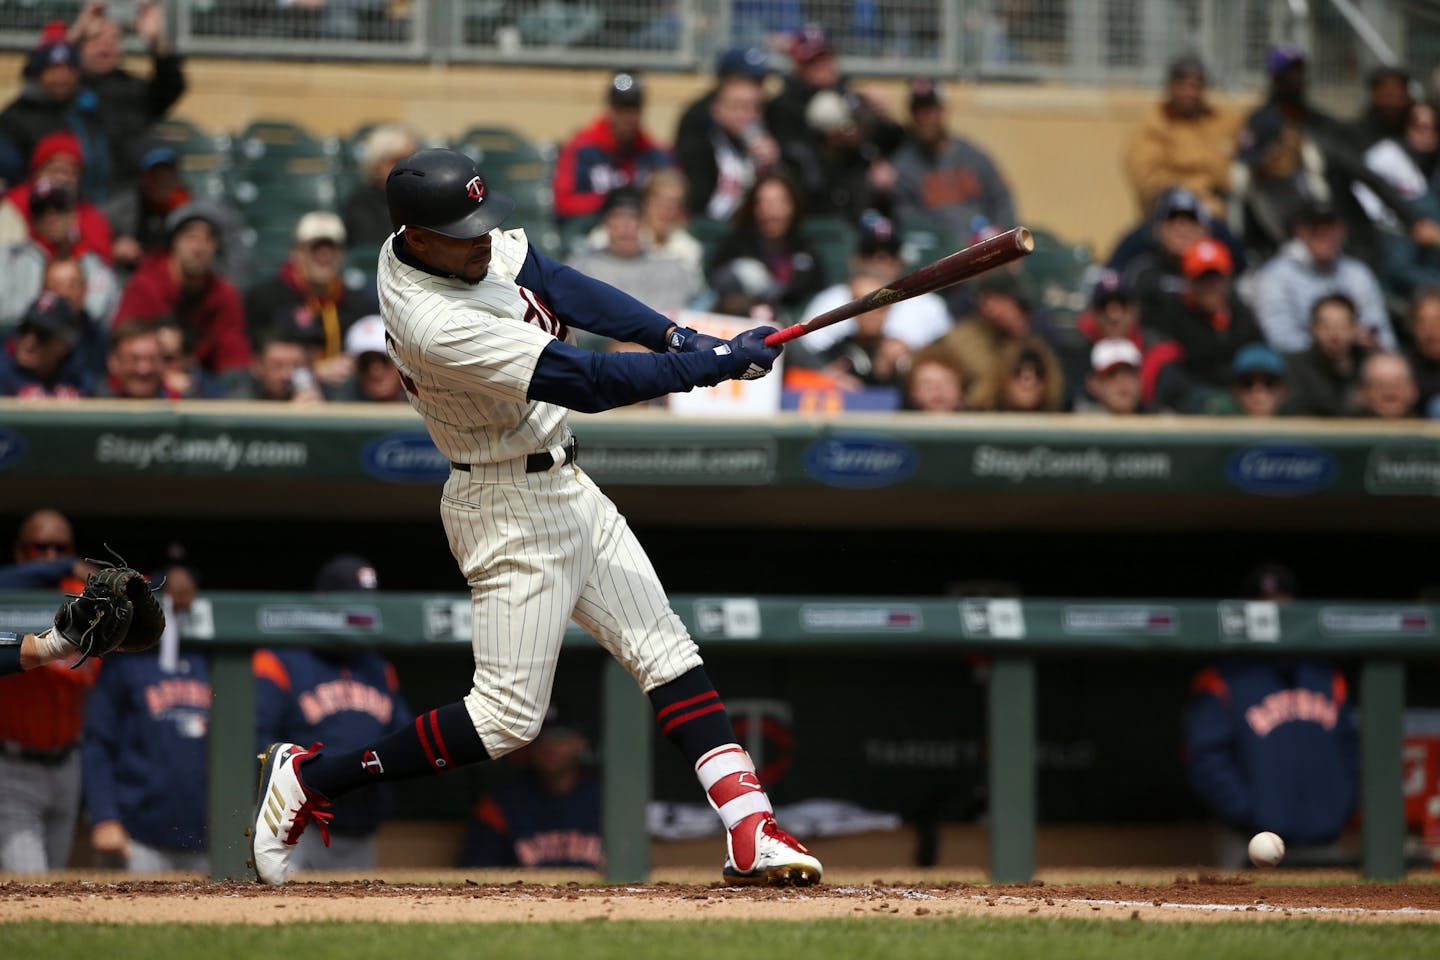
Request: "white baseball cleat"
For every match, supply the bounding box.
[722,811,823,886]
[247,742,332,885]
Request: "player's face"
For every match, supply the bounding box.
[408,228,493,283]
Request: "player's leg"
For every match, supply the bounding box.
[41,753,81,870]
[250,472,589,883]
[568,469,821,886]
[0,755,50,871]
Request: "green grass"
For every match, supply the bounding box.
[4,919,1436,960]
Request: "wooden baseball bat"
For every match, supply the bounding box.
[764,226,1036,346]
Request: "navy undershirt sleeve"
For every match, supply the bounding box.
[0,633,22,679]
[515,246,673,351]
[528,340,726,413]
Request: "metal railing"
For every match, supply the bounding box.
[0,0,1432,91]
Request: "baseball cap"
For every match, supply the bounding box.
[537,701,586,742]
[1091,269,1133,306]
[1181,238,1233,278]
[344,315,389,358]
[139,143,179,171]
[294,210,347,246]
[1232,343,1285,379]
[25,40,78,78]
[1153,186,1205,222]
[28,177,76,216]
[608,71,644,107]
[1266,43,1307,77]
[857,211,901,257]
[908,77,943,112]
[18,292,80,341]
[269,305,329,347]
[1091,337,1143,374]
[716,46,770,78]
[1292,197,1342,227]
[30,130,83,174]
[805,90,853,134]
[314,554,379,592]
[790,23,833,64]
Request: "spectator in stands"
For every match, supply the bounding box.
[813,271,910,390]
[1279,294,1366,418]
[766,25,902,195]
[783,87,895,220]
[970,340,1065,413]
[1351,66,1413,151]
[227,328,324,404]
[245,211,371,388]
[1354,352,1419,419]
[342,123,417,249]
[0,293,91,398]
[115,203,251,375]
[892,77,1014,242]
[1124,54,1239,220]
[1074,338,1145,415]
[1237,45,1437,262]
[91,318,178,399]
[0,131,114,259]
[552,71,673,222]
[1076,270,1143,350]
[567,186,698,315]
[459,703,601,870]
[1146,238,1263,412]
[152,315,223,399]
[39,256,107,377]
[1209,343,1288,417]
[1187,564,1357,868]
[104,142,188,272]
[0,38,112,202]
[583,171,704,287]
[0,177,119,330]
[253,555,411,872]
[676,62,778,222]
[330,315,405,403]
[938,271,1059,408]
[1352,98,1440,299]
[674,46,772,166]
[71,0,186,192]
[0,509,97,873]
[708,257,777,320]
[792,211,952,364]
[82,559,210,873]
[901,346,966,412]
[710,171,826,310]
[1408,287,1440,415]
[1252,200,1395,353]
[1108,187,1217,312]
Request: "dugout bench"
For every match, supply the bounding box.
[2,592,1412,883]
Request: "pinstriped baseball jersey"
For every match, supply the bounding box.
[376,227,573,464]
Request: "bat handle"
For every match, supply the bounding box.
[764,324,805,346]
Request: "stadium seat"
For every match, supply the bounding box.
[799,217,858,286]
[1022,226,1094,317]
[150,116,233,156]
[234,119,341,175]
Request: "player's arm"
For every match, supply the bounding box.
[0,629,72,677]
[515,246,719,354]
[527,329,779,414]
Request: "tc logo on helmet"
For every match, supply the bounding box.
[466,176,485,202]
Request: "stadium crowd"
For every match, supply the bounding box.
[1,10,1438,417]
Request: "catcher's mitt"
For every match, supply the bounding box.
[85,553,166,654]
[54,582,134,668]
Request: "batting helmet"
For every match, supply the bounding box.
[385,148,514,238]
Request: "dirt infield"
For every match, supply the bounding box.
[3,871,1439,925]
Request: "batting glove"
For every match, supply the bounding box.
[714,326,782,381]
[667,325,726,354]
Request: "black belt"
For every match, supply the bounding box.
[0,740,75,766]
[452,440,577,475]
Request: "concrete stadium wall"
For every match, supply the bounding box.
[0,55,1266,255]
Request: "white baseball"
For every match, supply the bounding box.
[1248,831,1285,867]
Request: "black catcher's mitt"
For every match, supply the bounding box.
[85,556,166,654]
[54,578,134,668]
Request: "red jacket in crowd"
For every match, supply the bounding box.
[551,115,672,220]
[114,256,252,373]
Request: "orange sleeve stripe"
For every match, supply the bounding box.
[1333,673,1348,705]
[251,650,291,692]
[1191,667,1229,702]
[474,796,508,834]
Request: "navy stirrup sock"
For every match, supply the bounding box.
[648,666,738,766]
[299,702,489,799]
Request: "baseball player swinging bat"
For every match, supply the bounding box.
[764,226,1036,346]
